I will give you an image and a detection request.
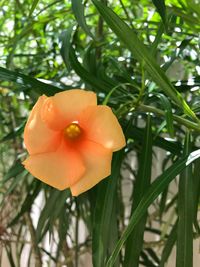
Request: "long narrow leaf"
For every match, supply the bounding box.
[71,0,94,39]
[92,152,124,267]
[0,67,62,95]
[193,158,200,231]
[92,0,199,123]
[29,0,40,17]
[60,27,74,71]
[106,149,200,267]
[127,126,182,156]
[124,115,152,267]
[69,45,111,92]
[176,132,193,267]
[160,221,177,267]
[153,93,174,137]
[152,0,166,25]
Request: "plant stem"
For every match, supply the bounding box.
[138,104,200,132]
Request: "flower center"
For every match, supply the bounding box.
[64,123,82,140]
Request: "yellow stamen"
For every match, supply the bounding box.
[64,123,82,140]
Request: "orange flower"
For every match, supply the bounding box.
[23,89,125,196]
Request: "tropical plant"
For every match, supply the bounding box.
[0,0,200,266]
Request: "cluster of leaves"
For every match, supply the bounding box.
[0,0,200,266]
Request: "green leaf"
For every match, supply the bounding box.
[92,152,124,267]
[29,0,40,17]
[92,0,199,123]
[107,199,119,267]
[69,45,111,92]
[160,221,177,267]
[127,125,182,155]
[153,93,174,137]
[60,27,74,71]
[0,67,62,96]
[124,115,152,267]
[150,23,165,56]
[106,148,200,267]
[36,188,70,242]
[176,132,193,267]
[71,0,95,39]
[192,158,200,232]
[187,0,200,17]
[4,171,27,197]
[0,122,25,143]
[140,250,158,267]
[159,186,169,220]
[9,180,41,227]
[152,0,166,25]
[162,38,192,72]
[1,160,24,184]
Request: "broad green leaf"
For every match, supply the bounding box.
[176,132,193,267]
[106,148,200,267]
[92,0,199,123]
[124,115,152,267]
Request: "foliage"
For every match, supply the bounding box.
[0,0,200,266]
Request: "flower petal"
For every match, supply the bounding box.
[78,106,126,151]
[24,96,61,155]
[40,97,67,131]
[70,140,112,196]
[22,140,85,190]
[41,89,97,131]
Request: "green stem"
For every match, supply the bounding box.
[138,104,200,132]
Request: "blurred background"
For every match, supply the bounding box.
[0,0,200,266]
